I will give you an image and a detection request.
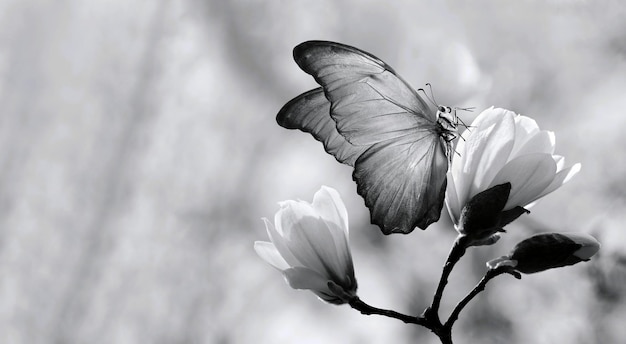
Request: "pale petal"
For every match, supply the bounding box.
[453,128,467,166]
[324,223,353,283]
[565,233,600,260]
[450,109,491,202]
[449,111,483,202]
[450,164,468,206]
[490,154,557,209]
[450,128,468,185]
[276,200,319,240]
[284,215,346,280]
[514,114,540,132]
[311,186,354,275]
[486,256,517,270]
[272,191,354,286]
[574,245,600,260]
[561,162,581,184]
[564,233,599,245]
[254,241,291,270]
[263,218,301,267]
[453,107,505,204]
[532,162,581,202]
[313,186,349,236]
[445,171,462,225]
[512,115,541,145]
[464,108,516,199]
[510,130,555,158]
[553,155,565,170]
[283,266,331,292]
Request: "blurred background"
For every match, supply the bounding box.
[1,0,626,343]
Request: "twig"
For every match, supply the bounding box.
[348,237,520,344]
[349,297,427,326]
[424,235,468,323]
[444,267,521,330]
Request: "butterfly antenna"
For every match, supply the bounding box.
[417,84,437,107]
[425,83,440,105]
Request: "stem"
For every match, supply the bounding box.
[348,236,521,344]
[425,235,468,321]
[444,267,521,330]
[349,297,427,326]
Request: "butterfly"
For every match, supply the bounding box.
[277,41,459,234]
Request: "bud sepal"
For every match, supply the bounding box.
[457,183,530,246]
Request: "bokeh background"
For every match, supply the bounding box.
[1,1,626,343]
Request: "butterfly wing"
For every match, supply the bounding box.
[293,41,437,145]
[281,41,449,234]
[354,134,448,233]
[276,88,367,166]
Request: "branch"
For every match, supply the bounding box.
[349,297,427,326]
[424,235,468,322]
[444,267,521,330]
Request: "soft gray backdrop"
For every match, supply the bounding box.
[1,1,626,343]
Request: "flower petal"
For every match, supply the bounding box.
[313,186,349,236]
[275,200,317,238]
[283,266,331,292]
[511,115,541,149]
[264,218,301,267]
[285,216,347,282]
[514,115,540,133]
[486,255,517,269]
[278,204,340,275]
[465,108,517,200]
[454,108,516,206]
[553,155,565,170]
[566,233,600,260]
[254,241,291,270]
[445,171,462,225]
[510,130,555,157]
[532,162,581,202]
[311,186,354,276]
[490,153,557,208]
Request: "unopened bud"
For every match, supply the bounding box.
[487,233,600,274]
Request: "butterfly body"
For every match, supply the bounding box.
[277,41,458,234]
[435,106,459,157]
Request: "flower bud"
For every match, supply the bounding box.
[254,186,358,304]
[487,233,600,274]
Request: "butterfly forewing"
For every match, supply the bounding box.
[278,40,453,233]
[294,42,437,146]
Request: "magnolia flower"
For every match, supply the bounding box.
[487,233,600,273]
[446,107,581,227]
[254,186,357,304]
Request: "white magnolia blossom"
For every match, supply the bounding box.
[254,186,357,304]
[446,107,581,226]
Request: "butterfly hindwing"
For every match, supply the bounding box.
[278,41,451,233]
[276,87,367,166]
[354,134,449,233]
